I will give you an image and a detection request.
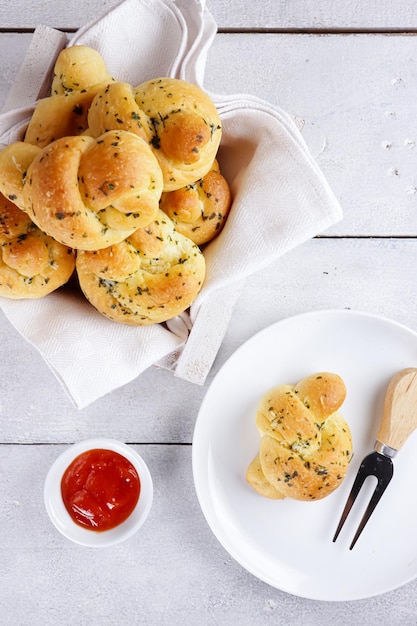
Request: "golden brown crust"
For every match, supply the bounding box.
[76,210,206,325]
[25,89,102,149]
[0,193,75,299]
[159,160,232,245]
[51,45,114,95]
[88,82,152,143]
[0,193,32,241]
[247,373,353,501]
[0,142,42,210]
[88,78,222,192]
[22,130,163,250]
[134,78,222,191]
[0,46,227,315]
[246,455,285,500]
[25,45,115,149]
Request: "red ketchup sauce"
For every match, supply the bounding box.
[61,448,141,532]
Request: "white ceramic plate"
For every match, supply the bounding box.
[192,310,417,601]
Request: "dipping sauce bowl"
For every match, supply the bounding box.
[44,438,153,547]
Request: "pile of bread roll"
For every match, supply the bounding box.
[0,46,231,325]
[246,372,353,501]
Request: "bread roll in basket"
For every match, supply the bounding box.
[88,77,222,192]
[0,44,229,327]
[0,130,164,251]
[159,160,232,245]
[0,193,75,299]
[76,210,206,325]
[25,45,115,148]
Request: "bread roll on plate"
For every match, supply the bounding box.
[76,210,205,325]
[0,193,75,298]
[246,372,353,501]
[22,130,163,250]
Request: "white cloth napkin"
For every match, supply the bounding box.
[0,0,343,408]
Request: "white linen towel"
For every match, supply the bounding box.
[0,0,343,408]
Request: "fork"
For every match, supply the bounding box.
[333,368,417,549]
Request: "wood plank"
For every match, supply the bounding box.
[0,237,416,443]
[211,0,417,31]
[1,442,417,622]
[2,0,417,31]
[1,8,417,622]
[0,34,32,106]
[1,33,416,236]
[204,33,417,237]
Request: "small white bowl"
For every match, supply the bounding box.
[44,438,153,547]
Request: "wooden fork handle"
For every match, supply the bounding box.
[377,368,417,451]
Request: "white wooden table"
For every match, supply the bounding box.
[2,1,417,623]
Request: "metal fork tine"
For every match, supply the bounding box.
[332,463,369,542]
[349,475,391,550]
[333,451,394,548]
